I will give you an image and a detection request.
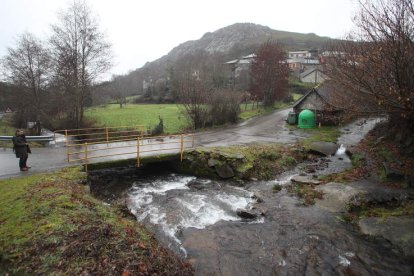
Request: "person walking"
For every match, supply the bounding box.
[12,129,31,171]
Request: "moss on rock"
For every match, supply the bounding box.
[177,144,306,181]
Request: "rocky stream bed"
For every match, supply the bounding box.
[88,118,414,275]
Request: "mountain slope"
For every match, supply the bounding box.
[108,23,333,96]
[165,23,331,62]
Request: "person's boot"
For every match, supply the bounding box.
[20,167,28,171]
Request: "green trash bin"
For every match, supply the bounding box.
[287,112,297,125]
[298,109,315,129]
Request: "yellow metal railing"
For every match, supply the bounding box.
[55,126,195,171]
[55,125,147,163]
[63,132,195,172]
[55,125,146,145]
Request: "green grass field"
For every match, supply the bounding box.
[0,100,296,137]
[85,104,189,134]
[86,101,293,133]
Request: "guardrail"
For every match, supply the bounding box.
[66,134,195,172]
[54,125,146,144]
[0,135,54,141]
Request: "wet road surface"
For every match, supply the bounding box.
[196,109,308,147]
[1,109,303,179]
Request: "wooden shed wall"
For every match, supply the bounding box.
[293,91,326,113]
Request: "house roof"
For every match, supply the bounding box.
[238,59,251,64]
[225,53,256,65]
[300,68,320,79]
[225,59,239,64]
[292,81,340,110]
[287,58,320,65]
[289,51,310,55]
[293,81,379,113]
[242,53,256,59]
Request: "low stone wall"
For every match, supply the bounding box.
[176,148,254,180]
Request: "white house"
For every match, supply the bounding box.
[288,51,312,59]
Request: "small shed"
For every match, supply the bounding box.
[292,81,343,126]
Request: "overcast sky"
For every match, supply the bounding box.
[0,0,358,77]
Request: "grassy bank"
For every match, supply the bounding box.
[298,126,341,150]
[0,115,15,136]
[0,116,16,148]
[0,167,193,275]
[319,122,414,184]
[0,115,45,148]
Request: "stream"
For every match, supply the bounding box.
[93,118,413,275]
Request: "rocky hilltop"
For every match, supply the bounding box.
[101,23,333,97]
[163,23,331,63]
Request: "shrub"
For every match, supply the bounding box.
[209,89,242,125]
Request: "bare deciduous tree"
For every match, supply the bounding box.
[2,32,51,133]
[50,0,112,128]
[175,72,211,129]
[250,41,289,107]
[325,0,414,136]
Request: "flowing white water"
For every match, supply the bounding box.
[127,174,256,254]
[336,144,347,155]
[272,173,297,186]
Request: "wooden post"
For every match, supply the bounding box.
[84,142,88,172]
[191,134,195,148]
[106,127,109,143]
[136,137,140,167]
[180,134,184,162]
[65,129,69,162]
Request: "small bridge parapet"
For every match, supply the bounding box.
[55,126,194,171]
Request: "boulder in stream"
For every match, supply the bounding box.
[187,179,207,190]
[308,142,338,156]
[236,208,259,219]
[358,216,414,257]
[315,182,366,212]
[215,164,235,179]
[291,175,322,185]
[251,192,264,203]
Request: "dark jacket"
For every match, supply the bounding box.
[12,135,30,158]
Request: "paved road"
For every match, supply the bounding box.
[0,109,301,179]
[196,108,307,147]
[0,147,68,179]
